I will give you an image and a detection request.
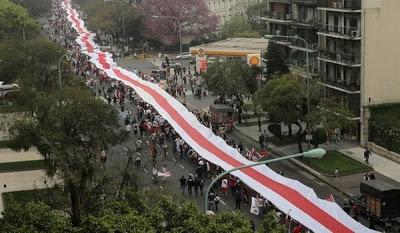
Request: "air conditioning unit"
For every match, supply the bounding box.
[351,30,360,38]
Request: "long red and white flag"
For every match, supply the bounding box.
[60,1,378,232]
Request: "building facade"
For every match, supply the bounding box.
[261,0,400,142]
[206,0,261,27]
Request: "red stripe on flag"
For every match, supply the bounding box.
[111,68,353,233]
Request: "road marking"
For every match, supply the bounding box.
[160,186,164,190]
[180,164,185,169]
[143,168,148,173]
[172,157,177,162]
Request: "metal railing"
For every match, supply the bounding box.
[319,49,360,65]
[261,10,292,21]
[318,0,361,10]
[318,24,360,37]
[319,74,360,92]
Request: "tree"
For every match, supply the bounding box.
[245,0,267,32]
[11,0,51,18]
[256,73,304,137]
[203,60,256,97]
[264,42,289,78]
[306,100,354,142]
[8,87,121,226]
[0,0,38,40]
[0,202,72,233]
[220,16,260,39]
[142,0,218,45]
[256,210,286,233]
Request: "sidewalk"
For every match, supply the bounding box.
[0,170,53,216]
[0,148,42,163]
[235,125,400,197]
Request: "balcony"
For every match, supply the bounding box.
[318,24,361,39]
[293,0,318,5]
[292,18,317,28]
[318,49,361,67]
[318,74,360,94]
[289,39,318,52]
[318,0,361,12]
[260,11,292,23]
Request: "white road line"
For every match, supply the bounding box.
[172,157,177,162]
[160,186,164,190]
[179,164,185,169]
[220,199,226,206]
[143,168,148,173]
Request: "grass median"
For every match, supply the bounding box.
[0,160,45,173]
[301,150,372,176]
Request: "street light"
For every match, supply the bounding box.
[104,0,126,54]
[264,34,311,113]
[152,15,183,77]
[204,148,326,213]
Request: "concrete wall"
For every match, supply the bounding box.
[363,0,400,106]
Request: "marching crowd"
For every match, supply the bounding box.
[45,1,315,232]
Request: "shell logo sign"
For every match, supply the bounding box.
[198,48,206,57]
[247,54,261,66]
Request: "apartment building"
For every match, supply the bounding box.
[261,0,319,74]
[206,0,260,27]
[261,0,400,141]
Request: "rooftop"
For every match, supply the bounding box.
[190,37,269,57]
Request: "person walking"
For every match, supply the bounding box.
[364,148,372,164]
[221,178,228,196]
[179,175,187,195]
[187,175,194,196]
[257,118,262,132]
[214,194,221,211]
[208,190,216,211]
[193,177,199,196]
[234,189,242,210]
[135,152,141,168]
[199,178,205,196]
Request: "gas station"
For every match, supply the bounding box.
[189,37,269,72]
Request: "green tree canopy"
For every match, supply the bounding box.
[0,0,38,40]
[264,42,289,78]
[203,60,259,96]
[11,0,51,18]
[220,16,260,39]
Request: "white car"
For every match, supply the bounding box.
[175,53,192,60]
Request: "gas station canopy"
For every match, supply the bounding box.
[189,37,269,58]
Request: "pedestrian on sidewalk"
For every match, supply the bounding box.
[135,152,141,168]
[199,178,205,196]
[208,189,216,210]
[214,194,221,211]
[334,168,339,178]
[221,178,228,196]
[179,175,187,195]
[234,189,242,210]
[369,172,376,180]
[364,148,372,164]
[258,118,262,132]
[194,177,200,196]
[187,174,194,196]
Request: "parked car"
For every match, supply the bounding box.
[168,61,181,69]
[0,82,19,101]
[175,52,192,60]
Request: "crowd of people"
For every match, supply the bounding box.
[45,1,317,232]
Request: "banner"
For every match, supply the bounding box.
[61,1,378,232]
[250,197,259,215]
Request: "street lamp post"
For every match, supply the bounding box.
[204,148,326,213]
[152,15,183,77]
[58,52,70,88]
[264,34,311,113]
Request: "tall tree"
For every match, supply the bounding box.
[8,87,121,226]
[203,60,255,96]
[0,0,38,40]
[264,42,289,78]
[220,16,260,39]
[11,0,51,18]
[142,0,218,45]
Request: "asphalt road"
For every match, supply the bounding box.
[100,57,383,231]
